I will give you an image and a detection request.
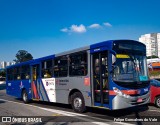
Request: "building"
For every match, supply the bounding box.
[139,33,160,57]
[6,62,11,67]
[0,61,6,69]
[0,61,15,69]
[11,62,16,65]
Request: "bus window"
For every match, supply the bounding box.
[54,56,68,77]
[69,52,87,76]
[41,60,53,78]
[21,65,30,80]
[33,68,36,81]
[7,68,13,81]
[13,67,21,80]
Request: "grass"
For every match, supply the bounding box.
[149,70,160,79]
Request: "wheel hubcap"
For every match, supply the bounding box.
[23,93,27,101]
[157,98,160,107]
[74,97,82,109]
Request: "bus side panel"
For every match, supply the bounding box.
[55,51,91,106]
[6,80,31,99]
[6,80,21,98]
[21,79,32,100]
[55,90,69,104]
[55,77,92,106]
[38,78,51,102]
[6,81,13,96]
[36,78,68,103]
[6,80,31,98]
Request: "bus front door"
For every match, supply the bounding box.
[92,51,109,107]
[31,64,40,100]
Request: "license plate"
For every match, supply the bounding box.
[137,98,143,102]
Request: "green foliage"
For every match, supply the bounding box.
[13,50,33,63]
[149,70,160,78]
[0,70,6,77]
[147,55,159,59]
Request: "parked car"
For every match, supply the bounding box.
[0,77,6,84]
[150,79,160,107]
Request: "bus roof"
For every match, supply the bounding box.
[90,39,144,50]
[7,55,54,69]
[55,46,90,57]
[7,39,143,69]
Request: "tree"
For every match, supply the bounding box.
[13,50,33,63]
[0,70,6,77]
[147,55,159,59]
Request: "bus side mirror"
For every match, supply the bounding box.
[112,54,116,64]
[111,54,116,73]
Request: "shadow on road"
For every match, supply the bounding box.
[16,98,72,110]
[87,105,149,125]
[14,98,150,124]
[87,104,149,117]
[16,97,149,117]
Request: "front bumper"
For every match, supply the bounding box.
[112,92,150,110]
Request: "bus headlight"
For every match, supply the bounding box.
[113,87,130,98]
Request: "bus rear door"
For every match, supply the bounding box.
[91,50,109,107]
[31,64,40,100]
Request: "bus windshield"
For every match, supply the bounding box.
[112,54,149,82]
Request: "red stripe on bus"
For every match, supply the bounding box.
[32,81,39,99]
[122,90,139,95]
[95,90,100,92]
[109,90,116,95]
[103,90,109,92]
[109,90,139,95]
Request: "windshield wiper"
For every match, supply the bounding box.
[128,55,140,81]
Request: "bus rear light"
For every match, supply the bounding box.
[84,77,90,86]
[137,98,143,103]
[95,90,100,92]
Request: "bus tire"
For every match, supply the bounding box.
[22,90,30,103]
[155,96,160,108]
[71,92,86,113]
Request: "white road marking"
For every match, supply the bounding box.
[0,98,133,125]
[148,109,160,113]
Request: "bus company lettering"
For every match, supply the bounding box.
[94,48,100,52]
[46,82,54,86]
[56,79,69,85]
[45,80,54,86]
[144,88,148,92]
[10,117,42,123]
[8,83,11,86]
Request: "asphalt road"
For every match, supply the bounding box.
[0,84,160,125]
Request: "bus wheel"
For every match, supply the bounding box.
[155,96,160,108]
[22,90,29,103]
[71,92,86,113]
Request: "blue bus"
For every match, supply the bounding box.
[6,40,150,113]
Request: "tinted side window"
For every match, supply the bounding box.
[7,68,13,81]
[13,67,21,80]
[41,60,53,78]
[54,56,68,77]
[69,52,87,76]
[21,65,30,80]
